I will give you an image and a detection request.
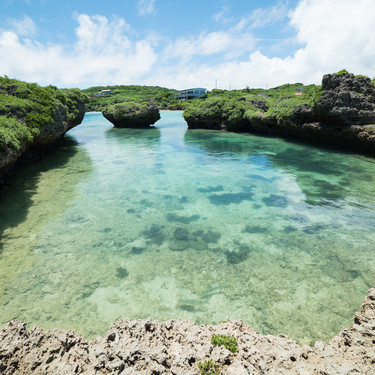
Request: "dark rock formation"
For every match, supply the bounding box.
[316,73,375,126]
[291,74,375,152]
[1,287,375,374]
[186,115,224,130]
[250,99,268,112]
[102,102,160,128]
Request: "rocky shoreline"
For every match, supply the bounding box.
[183,73,375,155]
[0,102,85,182]
[0,287,374,374]
[0,81,86,183]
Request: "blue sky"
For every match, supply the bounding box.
[0,0,374,89]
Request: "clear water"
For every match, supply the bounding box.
[1,111,375,345]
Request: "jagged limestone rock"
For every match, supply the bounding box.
[1,288,375,374]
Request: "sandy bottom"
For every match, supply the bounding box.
[1,111,375,345]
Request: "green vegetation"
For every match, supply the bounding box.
[364,125,375,134]
[82,85,186,112]
[211,334,239,353]
[103,101,151,118]
[198,360,220,375]
[0,76,86,151]
[336,69,350,75]
[102,101,154,118]
[183,82,323,129]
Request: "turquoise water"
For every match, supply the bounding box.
[1,111,375,344]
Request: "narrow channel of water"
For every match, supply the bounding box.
[1,111,375,345]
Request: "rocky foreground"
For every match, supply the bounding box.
[0,288,374,374]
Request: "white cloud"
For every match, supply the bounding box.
[74,13,131,53]
[0,14,157,87]
[249,2,289,29]
[232,2,289,32]
[137,0,156,16]
[213,6,231,24]
[163,30,257,63]
[157,0,375,89]
[7,15,36,36]
[0,1,374,90]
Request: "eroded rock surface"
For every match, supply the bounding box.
[102,103,160,128]
[317,73,375,126]
[258,74,375,153]
[0,94,86,182]
[1,288,374,374]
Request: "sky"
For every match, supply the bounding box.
[0,0,374,90]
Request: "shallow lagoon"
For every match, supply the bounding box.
[1,111,375,345]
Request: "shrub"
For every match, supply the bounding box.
[198,360,220,375]
[103,101,154,120]
[0,76,86,151]
[336,69,350,75]
[182,82,323,127]
[211,334,238,353]
[0,116,32,150]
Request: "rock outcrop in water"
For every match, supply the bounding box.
[0,287,374,374]
[102,102,160,128]
[183,72,375,154]
[0,78,86,182]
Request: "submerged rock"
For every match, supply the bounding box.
[116,267,129,279]
[0,288,375,374]
[102,102,160,128]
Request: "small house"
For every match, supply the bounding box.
[97,89,112,96]
[174,88,207,100]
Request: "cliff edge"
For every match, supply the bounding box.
[0,77,87,182]
[0,287,374,374]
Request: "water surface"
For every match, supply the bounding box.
[1,111,375,345]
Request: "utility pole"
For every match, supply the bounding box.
[215,79,217,89]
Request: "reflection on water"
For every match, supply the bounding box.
[0,111,374,345]
[0,136,93,303]
[185,129,375,207]
[105,126,161,146]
